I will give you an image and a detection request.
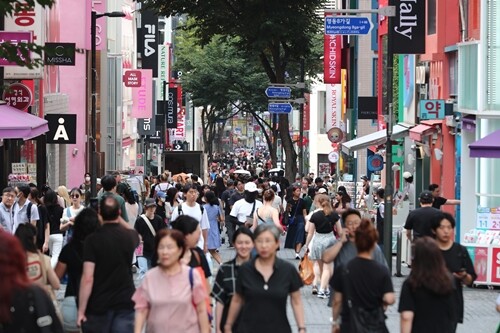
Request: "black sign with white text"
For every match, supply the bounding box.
[390,0,426,54]
[146,114,165,144]
[45,43,76,66]
[138,116,156,136]
[137,9,158,77]
[45,114,77,144]
[166,87,177,128]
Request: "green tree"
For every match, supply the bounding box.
[145,0,324,180]
[0,0,55,68]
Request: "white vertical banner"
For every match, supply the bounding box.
[4,2,44,79]
[325,84,343,131]
[157,44,169,100]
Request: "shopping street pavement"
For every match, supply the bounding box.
[56,234,500,332]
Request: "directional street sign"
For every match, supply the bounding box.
[265,86,292,98]
[325,16,374,35]
[268,102,292,114]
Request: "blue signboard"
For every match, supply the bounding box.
[325,16,374,35]
[265,87,291,98]
[268,103,292,114]
[419,99,445,120]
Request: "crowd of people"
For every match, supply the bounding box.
[0,161,484,333]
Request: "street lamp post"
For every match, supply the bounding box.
[90,10,125,197]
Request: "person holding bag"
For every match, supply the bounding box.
[284,186,307,259]
[331,219,395,333]
[55,208,100,333]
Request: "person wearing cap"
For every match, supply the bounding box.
[402,172,416,210]
[134,198,167,278]
[404,191,441,242]
[428,184,461,210]
[229,182,263,229]
[314,177,327,193]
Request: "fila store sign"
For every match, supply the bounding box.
[45,114,77,144]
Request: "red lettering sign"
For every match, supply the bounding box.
[303,93,310,131]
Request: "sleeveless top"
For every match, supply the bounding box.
[256,207,274,225]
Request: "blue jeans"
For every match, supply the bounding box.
[137,256,152,281]
[81,309,134,333]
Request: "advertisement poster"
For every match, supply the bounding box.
[490,247,500,284]
[474,246,488,283]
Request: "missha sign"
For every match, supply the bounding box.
[390,0,426,54]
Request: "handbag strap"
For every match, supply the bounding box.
[291,199,300,218]
[140,214,156,236]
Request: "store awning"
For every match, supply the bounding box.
[409,124,436,142]
[341,124,411,155]
[0,104,49,140]
[469,130,500,158]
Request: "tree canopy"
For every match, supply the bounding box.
[145,0,326,180]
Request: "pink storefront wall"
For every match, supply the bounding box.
[57,0,92,188]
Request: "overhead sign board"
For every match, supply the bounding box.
[419,99,445,120]
[44,42,76,66]
[0,31,33,66]
[390,0,426,54]
[268,103,292,114]
[45,114,77,144]
[123,70,142,87]
[325,16,373,35]
[3,83,33,111]
[265,87,291,98]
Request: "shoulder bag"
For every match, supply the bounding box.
[244,201,257,228]
[286,199,300,226]
[341,266,389,333]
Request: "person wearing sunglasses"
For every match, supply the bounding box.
[60,188,85,244]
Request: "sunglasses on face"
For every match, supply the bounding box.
[71,194,80,198]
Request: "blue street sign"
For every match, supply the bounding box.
[325,16,374,35]
[265,86,292,98]
[268,102,292,114]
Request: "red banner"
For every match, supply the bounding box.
[324,34,341,84]
[303,93,310,131]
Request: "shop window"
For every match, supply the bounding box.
[428,0,436,35]
[448,51,458,97]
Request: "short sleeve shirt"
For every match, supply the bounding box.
[404,206,441,238]
[432,196,448,209]
[235,257,303,333]
[310,211,340,234]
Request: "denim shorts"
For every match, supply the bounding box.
[61,296,78,332]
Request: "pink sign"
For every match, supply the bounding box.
[86,0,107,50]
[0,31,32,66]
[490,247,500,284]
[131,69,153,118]
[474,246,488,283]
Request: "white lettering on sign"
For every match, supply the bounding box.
[144,24,156,57]
[328,37,338,79]
[394,0,418,40]
[53,117,69,141]
[143,118,151,131]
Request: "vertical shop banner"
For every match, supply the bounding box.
[325,84,343,131]
[166,87,178,128]
[491,247,500,284]
[137,9,158,77]
[131,69,153,118]
[303,93,310,131]
[390,0,426,54]
[137,116,155,136]
[172,107,186,141]
[157,44,169,100]
[324,34,341,84]
[4,2,44,78]
[473,246,488,283]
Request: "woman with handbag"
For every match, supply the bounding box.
[331,219,394,333]
[55,208,100,333]
[133,229,210,333]
[284,186,307,259]
[304,193,340,299]
[0,232,63,333]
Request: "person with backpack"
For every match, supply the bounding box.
[170,184,210,253]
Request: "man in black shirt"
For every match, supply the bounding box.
[429,183,460,210]
[220,180,235,246]
[404,191,441,241]
[77,195,139,332]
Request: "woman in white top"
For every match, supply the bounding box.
[60,188,85,243]
[252,189,283,232]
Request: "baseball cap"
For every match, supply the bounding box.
[226,179,235,186]
[419,191,434,203]
[144,198,157,208]
[244,182,258,193]
[403,172,413,179]
[360,175,369,181]
[156,191,166,199]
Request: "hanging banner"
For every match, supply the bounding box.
[166,87,178,128]
[157,44,169,100]
[303,93,310,131]
[390,0,426,54]
[325,84,344,134]
[172,107,186,141]
[324,34,341,84]
[137,9,158,77]
[131,69,153,118]
[45,114,77,144]
[137,116,155,136]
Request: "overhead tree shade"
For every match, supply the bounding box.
[0,104,49,140]
[469,130,500,158]
[341,124,412,155]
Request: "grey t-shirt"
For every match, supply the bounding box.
[333,240,388,268]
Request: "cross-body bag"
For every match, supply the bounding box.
[140,214,156,237]
[286,199,300,226]
[244,201,257,227]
